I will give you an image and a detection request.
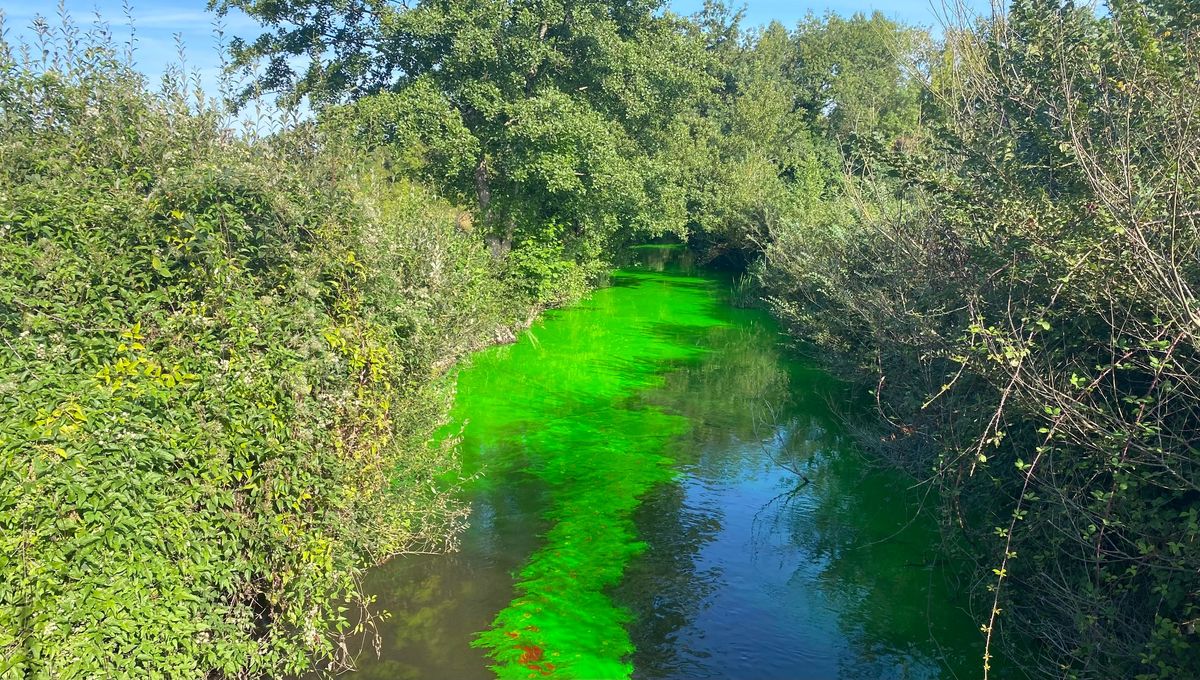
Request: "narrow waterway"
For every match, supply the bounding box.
[352,246,983,679]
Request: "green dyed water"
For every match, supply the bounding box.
[351,246,984,679]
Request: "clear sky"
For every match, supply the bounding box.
[668,1,993,30]
[1,1,260,100]
[1,1,994,99]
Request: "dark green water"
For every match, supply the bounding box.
[352,247,984,679]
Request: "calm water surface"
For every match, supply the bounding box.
[352,247,983,680]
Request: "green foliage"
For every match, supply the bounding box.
[756,1,1200,677]
[790,12,927,143]
[317,79,480,195]
[0,29,525,678]
[504,226,602,306]
[218,0,713,288]
[661,4,922,262]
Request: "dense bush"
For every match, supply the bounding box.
[0,29,530,677]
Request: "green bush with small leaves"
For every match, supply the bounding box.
[0,31,526,678]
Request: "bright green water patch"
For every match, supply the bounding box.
[348,247,992,680]
[452,266,728,679]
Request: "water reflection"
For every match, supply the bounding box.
[618,299,983,679]
[350,475,547,680]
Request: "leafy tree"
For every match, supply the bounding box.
[663,3,837,261]
[216,0,713,295]
[789,11,928,144]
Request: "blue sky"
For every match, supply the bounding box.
[1,1,259,99]
[668,1,992,30]
[1,1,993,98]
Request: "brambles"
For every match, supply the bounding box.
[0,17,529,677]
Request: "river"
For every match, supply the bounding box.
[350,245,983,679]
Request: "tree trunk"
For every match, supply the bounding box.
[477,154,512,258]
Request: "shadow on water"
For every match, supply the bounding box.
[347,245,990,680]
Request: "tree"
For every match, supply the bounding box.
[216,0,713,290]
[664,3,837,261]
[789,12,928,144]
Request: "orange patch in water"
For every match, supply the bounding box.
[518,644,544,666]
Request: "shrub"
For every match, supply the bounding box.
[0,25,517,678]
